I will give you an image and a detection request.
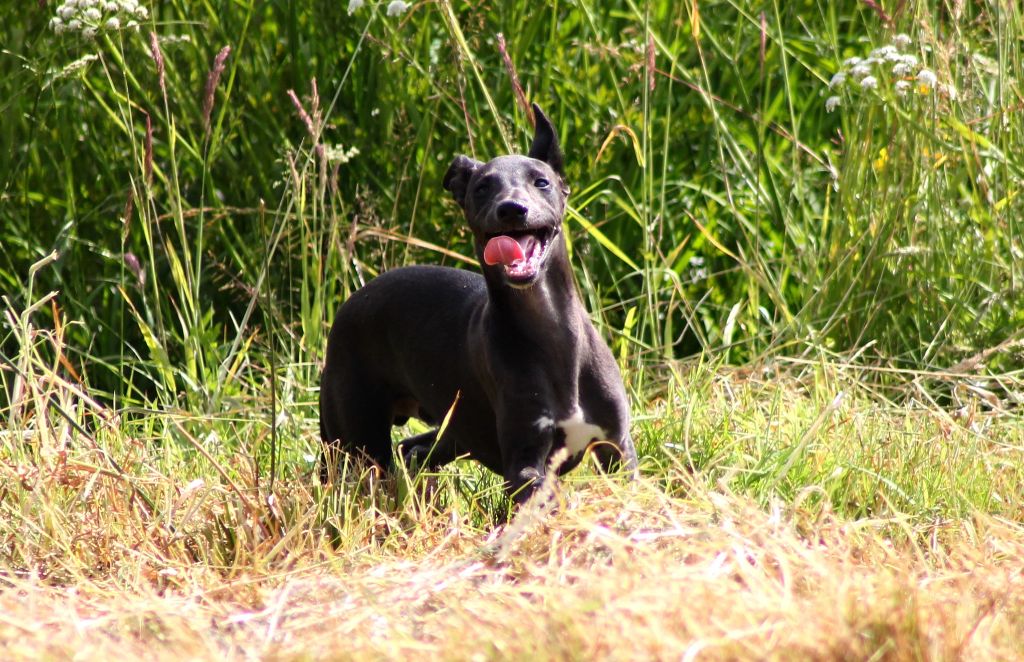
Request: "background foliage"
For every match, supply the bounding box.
[3,0,1021,412]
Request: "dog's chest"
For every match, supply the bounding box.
[536,406,607,455]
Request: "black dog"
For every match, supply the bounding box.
[319,104,637,503]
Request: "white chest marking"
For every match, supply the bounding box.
[536,406,606,455]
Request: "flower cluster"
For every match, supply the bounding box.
[323,144,360,165]
[346,0,411,17]
[824,33,953,112]
[50,0,148,38]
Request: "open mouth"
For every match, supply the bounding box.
[482,227,557,284]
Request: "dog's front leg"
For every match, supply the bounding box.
[397,429,457,470]
[497,404,556,505]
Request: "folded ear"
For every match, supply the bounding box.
[527,103,564,175]
[443,154,483,208]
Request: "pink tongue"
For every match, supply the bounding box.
[483,235,525,266]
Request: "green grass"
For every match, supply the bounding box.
[2,0,1024,658]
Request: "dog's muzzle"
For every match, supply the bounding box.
[482,225,557,285]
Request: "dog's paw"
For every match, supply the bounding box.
[398,442,427,469]
[518,466,543,484]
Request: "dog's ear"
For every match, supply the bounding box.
[444,155,482,208]
[527,103,564,176]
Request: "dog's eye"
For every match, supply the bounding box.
[474,181,491,197]
[534,178,550,189]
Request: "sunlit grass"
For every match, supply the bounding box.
[1,320,1022,657]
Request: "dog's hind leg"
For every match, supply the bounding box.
[320,374,396,481]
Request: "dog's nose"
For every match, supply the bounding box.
[496,200,529,223]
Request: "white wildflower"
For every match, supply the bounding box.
[324,144,360,164]
[916,69,937,89]
[892,62,913,77]
[860,75,878,90]
[894,80,911,96]
[84,7,101,20]
[893,33,912,49]
[870,45,897,60]
[126,19,138,29]
[50,16,64,31]
[842,56,862,67]
[942,83,958,100]
[850,63,872,80]
[825,95,841,112]
[134,5,148,18]
[105,16,119,30]
[104,1,117,10]
[82,26,97,38]
[386,0,409,16]
[347,0,364,14]
[58,5,74,18]
[829,72,846,88]
[68,18,82,31]
[899,53,918,67]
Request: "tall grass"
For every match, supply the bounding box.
[3,0,1021,407]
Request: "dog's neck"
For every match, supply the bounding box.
[483,241,585,348]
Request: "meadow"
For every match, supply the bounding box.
[1,0,1022,658]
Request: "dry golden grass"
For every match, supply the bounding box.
[3,310,1023,659]
[2,470,1022,661]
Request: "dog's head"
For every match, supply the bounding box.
[444,104,569,288]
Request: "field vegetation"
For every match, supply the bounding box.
[1,0,1022,658]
